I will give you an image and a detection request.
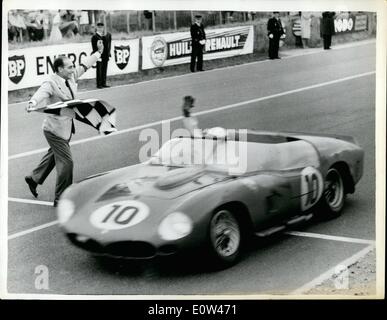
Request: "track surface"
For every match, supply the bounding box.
[7,42,376,295]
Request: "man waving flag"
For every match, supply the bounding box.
[24,45,118,207]
[31,98,117,135]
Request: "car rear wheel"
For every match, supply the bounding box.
[208,209,241,268]
[319,167,345,218]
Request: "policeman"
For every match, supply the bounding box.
[267,12,285,59]
[190,15,206,72]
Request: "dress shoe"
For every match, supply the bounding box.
[102,84,110,88]
[25,176,38,198]
[198,69,205,72]
[97,85,103,89]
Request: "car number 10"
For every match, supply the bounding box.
[90,200,150,230]
[300,167,324,211]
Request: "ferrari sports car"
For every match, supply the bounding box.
[57,128,364,268]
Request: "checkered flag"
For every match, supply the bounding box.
[37,99,117,135]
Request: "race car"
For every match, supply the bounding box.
[57,128,364,268]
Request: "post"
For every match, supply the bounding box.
[152,11,156,32]
[126,11,130,34]
[173,11,177,30]
[191,11,194,23]
[137,11,141,31]
[108,12,112,33]
[219,11,222,24]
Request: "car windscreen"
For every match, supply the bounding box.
[151,138,319,173]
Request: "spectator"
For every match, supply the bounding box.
[8,10,27,42]
[321,11,336,50]
[59,10,79,38]
[292,12,303,48]
[143,10,153,31]
[267,12,285,59]
[35,10,50,40]
[190,14,206,72]
[49,10,63,42]
[25,11,44,41]
[301,12,312,48]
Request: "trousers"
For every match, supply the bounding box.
[190,44,204,72]
[268,36,280,58]
[96,59,108,86]
[31,130,73,200]
[323,34,332,49]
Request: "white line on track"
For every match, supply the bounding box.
[8,221,59,241]
[8,197,53,206]
[291,244,375,295]
[8,198,375,247]
[285,230,375,245]
[8,39,375,107]
[8,70,375,161]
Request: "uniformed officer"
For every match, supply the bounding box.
[190,15,206,72]
[267,12,285,59]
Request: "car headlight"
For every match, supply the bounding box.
[158,212,193,241]
[57,199,75,224]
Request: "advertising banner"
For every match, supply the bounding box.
[8,39,139,91]
[334,14,368,33]
[142,25,254,70]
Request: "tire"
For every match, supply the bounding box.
[318,167,346,218]
[207,209,241,268]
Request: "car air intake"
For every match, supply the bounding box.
[105,241,156,258]
[67,233,104,253]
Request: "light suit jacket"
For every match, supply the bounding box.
[30,52,101,140]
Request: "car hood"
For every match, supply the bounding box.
[61,164,230,242]
[70,163,230,203]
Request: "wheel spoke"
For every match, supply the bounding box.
[211,210,240,257]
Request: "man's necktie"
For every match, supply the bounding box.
[65,80,76,134]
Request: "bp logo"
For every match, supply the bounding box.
[8,55,26,84]
[150,37,168,67]
[114,45,130,70]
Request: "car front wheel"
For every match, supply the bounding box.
[208,209,241,268]
[319,167,346,218]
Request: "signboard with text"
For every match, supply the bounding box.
[8,39,139,91]
[142,25,254,70]
[334,14,368,33]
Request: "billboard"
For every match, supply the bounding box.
[8,39,139,91]
[142,25,254,70]
[334,14,368,33]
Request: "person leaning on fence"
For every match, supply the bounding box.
[190,15,206,72]
[59,10,79,38]
[24,41,104,207]
[267,12,285,59]
[182,96,200,136]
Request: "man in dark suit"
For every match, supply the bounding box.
[267,12,285,59]
[91,22,112,88]
[321,12,336,50]
[25,43,104,206]
[190,14,206,72]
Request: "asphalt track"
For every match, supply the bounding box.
[7,41,376,295]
